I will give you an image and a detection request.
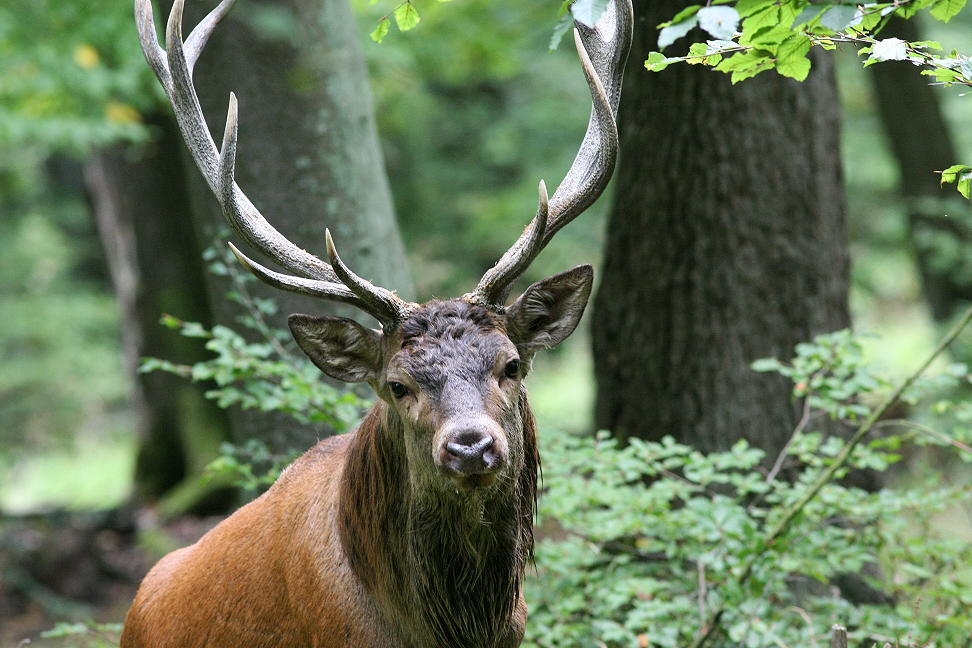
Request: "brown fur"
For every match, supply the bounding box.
[119,289,594,648]
[121,397,539,648]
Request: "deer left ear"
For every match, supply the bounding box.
[506,264,594,354]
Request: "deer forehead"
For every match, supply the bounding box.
[390,300,514,394]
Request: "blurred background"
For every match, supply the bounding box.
[1,0,971,645]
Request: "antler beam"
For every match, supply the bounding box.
[134,0,414,329]
[467,0,633,307]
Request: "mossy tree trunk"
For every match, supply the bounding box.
[591,3,850,458]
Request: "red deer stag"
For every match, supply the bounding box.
[122,0,631,646]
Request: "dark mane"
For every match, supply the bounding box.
[338,393,539,648]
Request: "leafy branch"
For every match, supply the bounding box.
[688,305,972,648]
[368,0,456,43]
[646,0,972,200]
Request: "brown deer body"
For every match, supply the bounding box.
[124,299,559,648]
[123,0,630,646]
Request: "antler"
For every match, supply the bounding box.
[134,0,415,329]
[467,0,633,308]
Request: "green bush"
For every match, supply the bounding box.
[524,329,972,648]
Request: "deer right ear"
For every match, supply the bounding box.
[288,314,383,383]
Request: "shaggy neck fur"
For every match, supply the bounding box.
[337,397,539,648]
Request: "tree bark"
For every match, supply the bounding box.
[175,0,413,452]
[86,115,232,504]
[591,4,850,456]
[869,17,970,322]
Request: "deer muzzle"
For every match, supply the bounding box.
[436,419,505,487]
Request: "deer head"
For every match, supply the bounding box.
[135,0,632,497]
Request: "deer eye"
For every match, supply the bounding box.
[504,359,521,379]
[389,382,409,399]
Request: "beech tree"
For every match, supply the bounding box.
[591,2,850,454]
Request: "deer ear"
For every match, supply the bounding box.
[506,264,593,354]
[288,314,383,383]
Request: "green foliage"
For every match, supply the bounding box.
[523,330,972,647]
[205,439,302,496]
[940,163,972,198]
[140,242,368,430]
[40,621,122,648]
[368,0,457,42]
[752,329,886,421]
[644,0,972,200]
[646,0,972,86]
[0,0,157,153]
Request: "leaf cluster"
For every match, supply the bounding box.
[645,0,972,201]
[0,0,158,153]
[140,242,367,432]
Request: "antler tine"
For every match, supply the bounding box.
[228,243,363,306]
[470,0,632,306]
[135,0,411,327]
[135,0,169,87]
[325,230,414,329]
[184,0,237,71]
[466,180,549,306]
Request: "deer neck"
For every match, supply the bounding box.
[337,398,538,648]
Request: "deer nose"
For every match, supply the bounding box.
[442,430,497,475]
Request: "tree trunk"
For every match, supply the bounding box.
[176,0,413,452]
[870,17,970,322]
[591,4,850,457]
[86,114,232,505]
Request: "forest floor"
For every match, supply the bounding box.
[1,509,221,647]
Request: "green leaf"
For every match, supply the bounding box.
[941,165,972,198]
[777,33,812,60]
[698,6,740,40]
[570,0,610,28]
[731,57,774,82]
[952,177,969,198]
[930,0,968,22]
[745,25,793,50]
[715,49,763,72]
[658,16,698,49]
[869,37,909,62]
[645,51,674,72]
[777,54,811,80]
[741,6,781,39]
[549,13,574,50]
[663,5,702,27]
[752,357,783,372]
[793,4,827,27]
[819,5,857,32]
[370,16,390,42]
[393,2,421,32]
[735,0,775,18]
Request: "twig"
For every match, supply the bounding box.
[688,305,972,648]
[874,418,972,456]
[764,388,814,486]
[697,557,708,627]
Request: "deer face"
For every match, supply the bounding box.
[288,266,593,492]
